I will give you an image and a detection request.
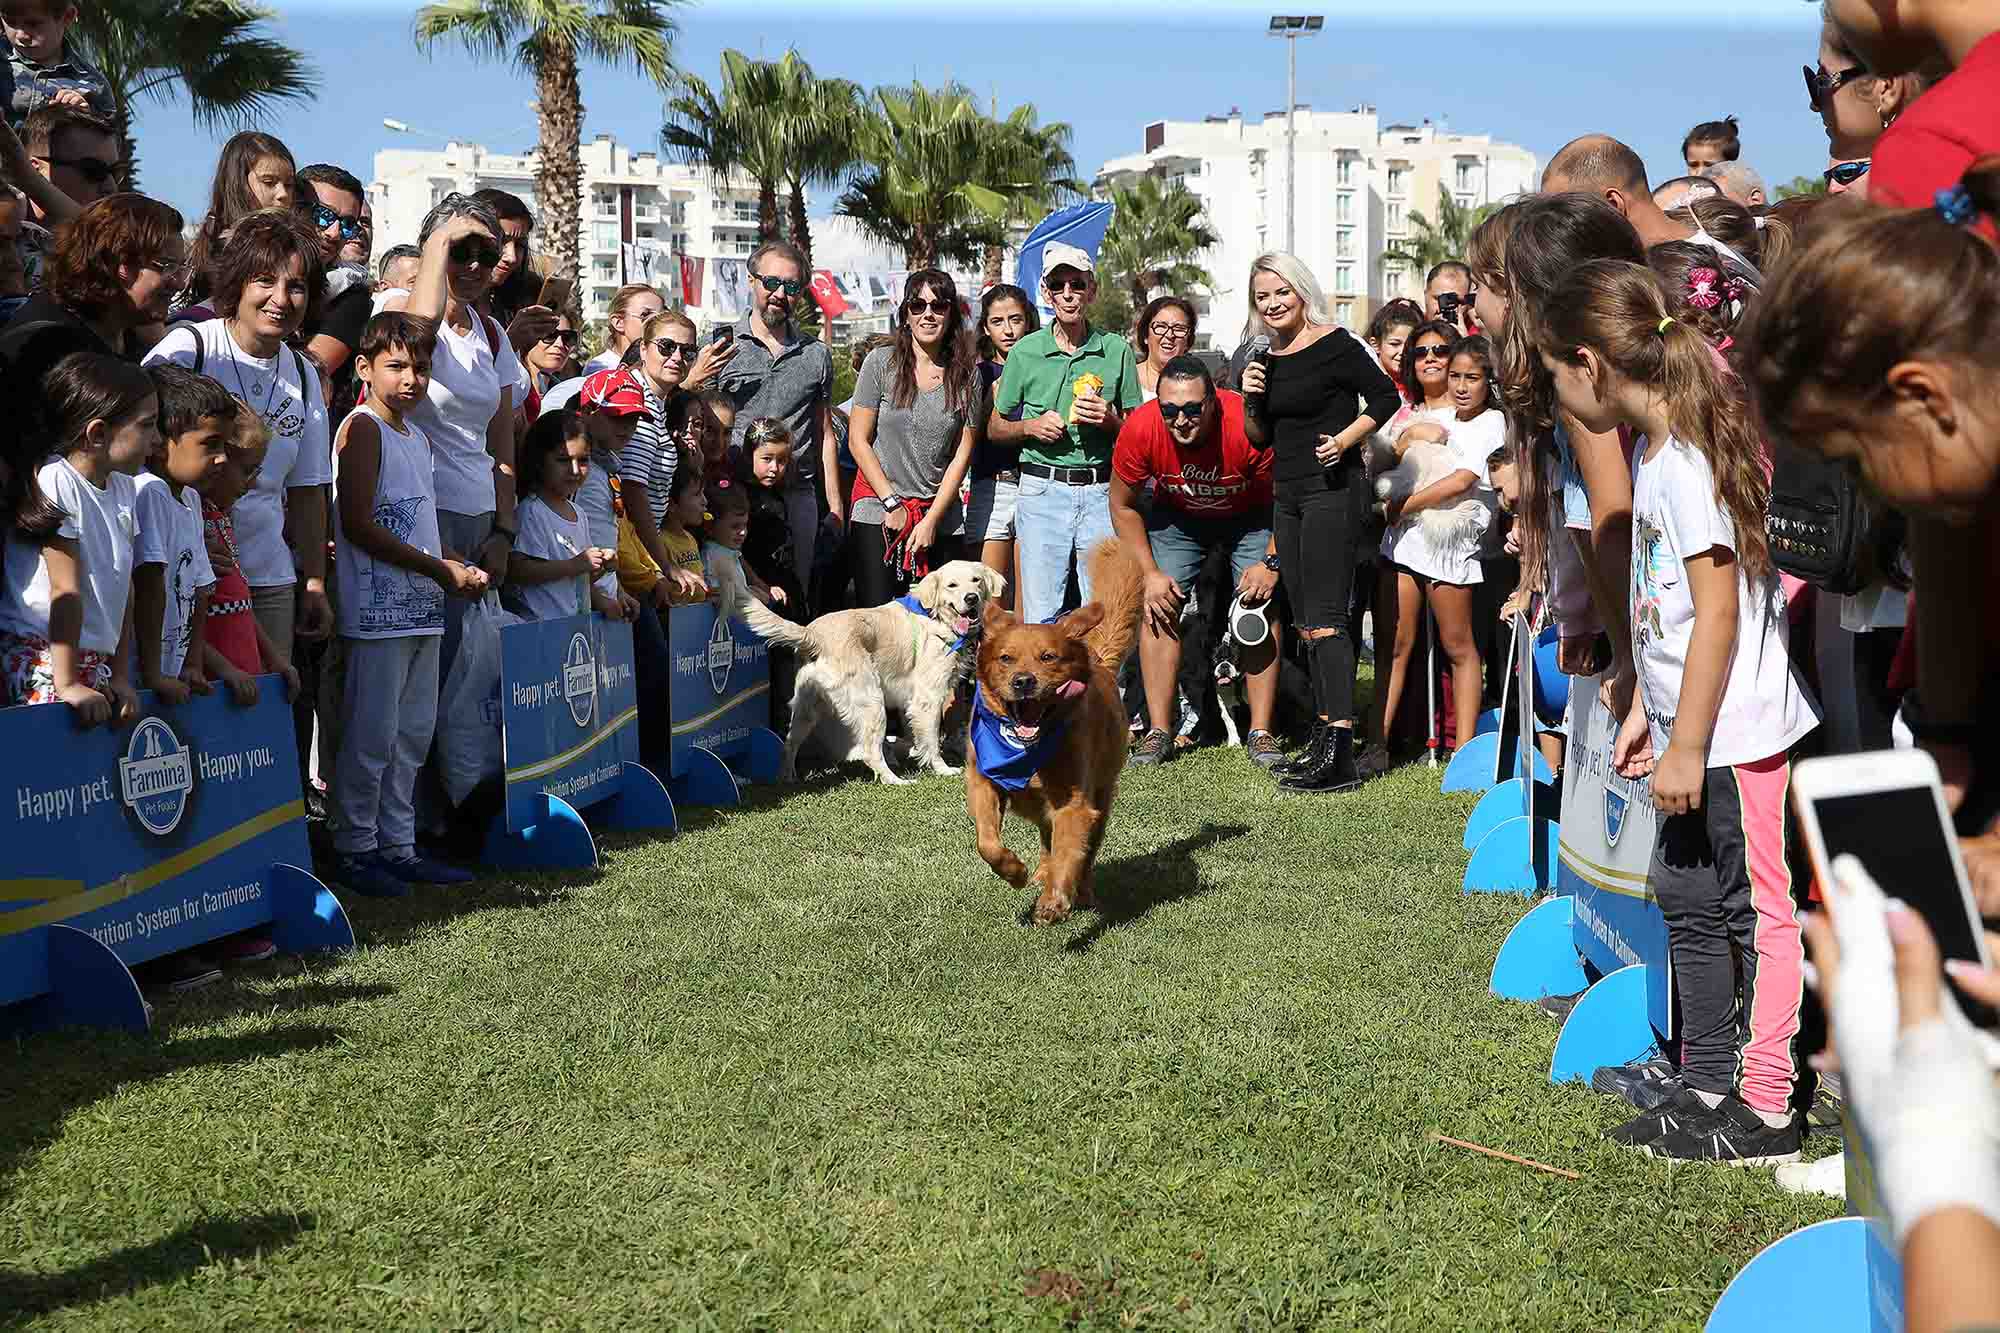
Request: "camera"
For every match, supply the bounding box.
[1437,292,1464,321]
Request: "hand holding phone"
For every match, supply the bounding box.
[537,275,575,311]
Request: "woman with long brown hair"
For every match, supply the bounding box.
[844,268,980,604]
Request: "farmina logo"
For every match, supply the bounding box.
[121,717,194,837]
[563,631,597,729]
[707,614,734,695]
[1604,786,1630,848]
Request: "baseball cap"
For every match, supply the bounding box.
[578,365,648,416]
[1041,241,1094,279]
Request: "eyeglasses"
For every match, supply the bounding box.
[905,297,952,316]
[1823,160,1871,187]
[448,235,502,268]
[1413,343,1452,361]
[1046,277,1091,295]
[1149,322,1192,340]
[1804,63,1867,112]
[1156,400,1207,422]
[309,202,365,242]
[40,154,121,186]
[753,273,803,297]
[651,336,697,362]
[142,255,195,286]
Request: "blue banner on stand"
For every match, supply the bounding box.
[498,614,639,833]
[667,601,770,777]
[1558,675,1674,1036]
[0,684,323,990]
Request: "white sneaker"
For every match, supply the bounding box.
[1775,1151,1847,1198]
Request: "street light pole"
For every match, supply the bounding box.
[1267,15,1324,256]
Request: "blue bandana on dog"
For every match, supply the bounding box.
[896,593,970,651]
[970,689,1072,791]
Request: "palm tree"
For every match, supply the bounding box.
[1381,184,1495,279]
[779,68,863,273]
[969,105,1082,289]
[73,0,317,188]
[837,82,1004,270]
[662,50,786,245]
[1096,174,1218,312]
[415,0,680,302]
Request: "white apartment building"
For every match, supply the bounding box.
[369,133,765,328]
[1097,107,1537,346]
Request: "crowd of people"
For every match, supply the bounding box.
[1,0,1999,1318]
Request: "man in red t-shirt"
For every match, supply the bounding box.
[1109,355,1282,768]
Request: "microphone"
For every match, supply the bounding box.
[1244,334,1271,417]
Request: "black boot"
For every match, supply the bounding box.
[1271,718,1329,778]
[1279,724,1364,792]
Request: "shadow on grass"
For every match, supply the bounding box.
[0,1209,315,1328]
[1055,822,1252,953]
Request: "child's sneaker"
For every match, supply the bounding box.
[211,933,277,965]
[143,951,223,993]
[1605,1085,1719,1148]
[380,851,475,885]
[1642,1094,1802,1167]
[330,852,411,898]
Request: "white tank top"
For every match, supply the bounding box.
[335,405,446,639]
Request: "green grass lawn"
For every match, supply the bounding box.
[2,748,1841,1331]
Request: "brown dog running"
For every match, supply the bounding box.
[966,538,1145,924]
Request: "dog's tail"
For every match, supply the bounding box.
[715,558,814,655]
[1082,537,1144,673]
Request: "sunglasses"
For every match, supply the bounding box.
[309,202,365,242]
[754,274,803,297]
[1047,277,1091,295]
[448,235,502,268]
[1150,322,1192,340]
[1414,343,1452,360]
[41,154,121,186]
[543,329,580,348]
[1823,160,1871,186]
[1804,63,1867,112]
[1156,400,1207,422]
[905,297,953,316]
[651,336,697,362]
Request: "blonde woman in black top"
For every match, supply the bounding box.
[1239,252,1400,792]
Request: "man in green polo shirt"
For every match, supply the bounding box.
[988,242,1142,624]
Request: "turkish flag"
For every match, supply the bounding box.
[809,269,849,319]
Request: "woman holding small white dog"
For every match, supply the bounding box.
[1367,326,1501,770]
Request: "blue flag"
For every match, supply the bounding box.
[1015,201,1116,318]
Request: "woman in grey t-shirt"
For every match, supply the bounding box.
[844,269,980,604]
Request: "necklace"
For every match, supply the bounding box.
[222,321,275,408]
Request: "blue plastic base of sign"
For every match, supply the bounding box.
[1462,778,1563,851]
[593,761,678,836]
[671,744,742,808]
[1474,707,1500,738]
[1463,816,1560,896]
[485,794,598,871]
[738,727,784,783]
[1705,1217,1875,1333]
[1442,733,1556,793]
[1550,962,1657,1084]
[1489,896,1588,1002]
[265,862,355,956]
[0,924,149,1037]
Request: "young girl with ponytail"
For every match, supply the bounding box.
[1540,259,1820,1165]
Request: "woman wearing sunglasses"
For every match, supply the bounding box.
[617,308,704,603]
[382,193,523,666]
[845,270,980,605]
[521,312,579,423]
[1133,295,1198,403]
[1807,21,1930,197]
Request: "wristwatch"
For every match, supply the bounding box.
[1261,554,1280,574]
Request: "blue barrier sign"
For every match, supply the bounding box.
[667,601,770,777]
[0,683,350,1027]
[499,613,639,833]
[1559,676,1674,1035]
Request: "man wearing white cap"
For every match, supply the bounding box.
[987,241,1143,623]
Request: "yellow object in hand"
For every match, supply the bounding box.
[1068,373,1105,425]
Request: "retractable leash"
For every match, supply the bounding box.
[1425,601,1440,769]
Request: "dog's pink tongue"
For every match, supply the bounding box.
[1055,679,1087,701]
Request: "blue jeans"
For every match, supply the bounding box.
[1146,507,1272,592]
[1016,473,1115,625]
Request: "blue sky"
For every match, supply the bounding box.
[129,1,1829,232]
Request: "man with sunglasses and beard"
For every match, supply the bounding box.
[295,164,373,389]
[989,242,1142,625]
[15,103,114,292]
[1108,355,1281,769]
[710,240,832,593]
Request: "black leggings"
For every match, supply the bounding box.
[845,519,966,607]
[1274,482,1365,722]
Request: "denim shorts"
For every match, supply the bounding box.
[1146,507,1272,591]
[965,474,1019,542]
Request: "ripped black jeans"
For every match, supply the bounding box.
[1273,479,1365,722]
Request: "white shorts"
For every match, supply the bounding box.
[965,475,1019,543]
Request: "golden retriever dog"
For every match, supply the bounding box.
[722,558,1005,784]
[966,539,1144,924]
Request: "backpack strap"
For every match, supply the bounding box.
[480,311,500,359]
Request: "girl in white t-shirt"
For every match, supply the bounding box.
[1540,258,1818,1166]
[0,354,156,724]
[505,411,620,623]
